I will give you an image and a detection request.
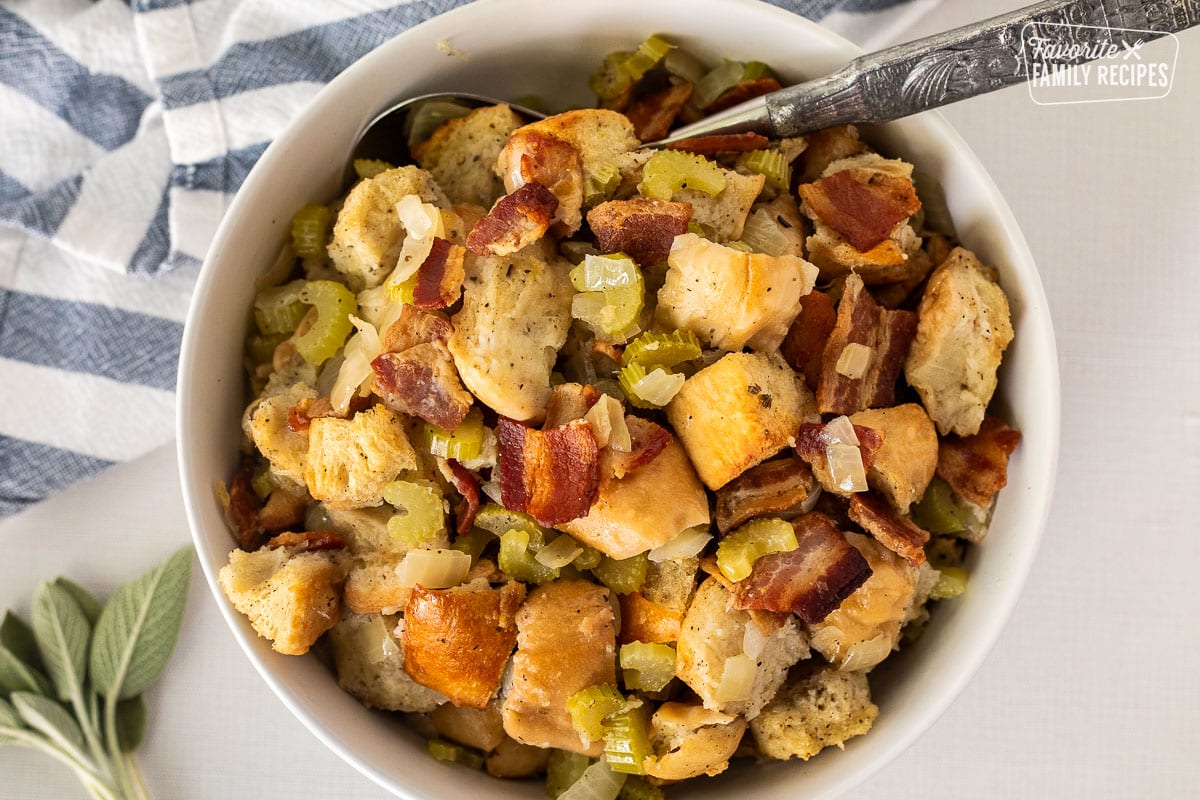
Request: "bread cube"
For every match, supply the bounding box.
[677,168,765,242]
[850,403,939,512]
[243,382,315,489]
[329,613,446,712]
[304,405,417,509]
[749,667,877,760]
[413,103,525,207]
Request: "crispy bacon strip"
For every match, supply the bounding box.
[936,417,1022,506]
[625,82,694,141]
[446,459,482,537]
[816,274,916,414]
[705,77,782,113]
[780,290,837,391]
[798,168,921,253]
[731,512,872,624]
[466,182,559,256]
[498,418,601,526]
[848,492,928,566]
[608,416,673,479]
[543,382,602,428]
[372,342,474,432]
[411,236,467,310]
[794,422,885,472]
[224,459,264,551]
[586,198,693,267]
[264,530,347,552]
[714,455,816,534]
[381,304,452,353]
[500,131,584,232]
[665,132,770,155]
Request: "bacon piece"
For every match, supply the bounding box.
[847,492,928,566]
[446,459,482,537]
[372,342,474,432]
[714,455,816,534]
[798,168,921,253]
[497,131,584,233]
[264,530,347,552]
[411,236,467,310]
[381,304,452,353]
[780,290,837,391]
[543,382,602,428]
[607,416,674,479]
[286,394,370,432]
[224,459,264,551]
[625,82,694,141]
[586,198,693,267]
[936,417,1022,506]
[466,182,559,256]
[731,512,872,624]
[618,591,683,644]
[817,274,916,414]
[794,422,885,472]
[705,77,782,113]
[664,132,770,156]
[497,417,601,526]
[403,581,526,708]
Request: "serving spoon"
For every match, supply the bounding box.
[348,0,1197,178]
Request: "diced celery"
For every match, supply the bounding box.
[420,407,484,461]
[570,255,645,342]
[618,777,665,800]
[912,477,970,535]
[290,204,331,261]
[638,150,726,200]
[567,684,627,743]
[593,553,648,595]
[428,739,485,769]
[383,481,446,546]
[737,149,791,192]
[499,528,559,584]
[618,363,683,409]
[353,158,394,180]
[583,161,623,206]
[570,253,642,292]
[245,332,287,365]
[574,544,604,571]
[588,35,673,102]
[603,703,651,775]
[686,220,706,237]
[474,503,547,542]
[547,751,594,799]
[723,240,755,253]
[450,528,492,561]
[621,330,701,370]
[254,280,309,335]
[294,280,357,365]
[930,565,968,599]
[560,761,627,800]
[716,518,798,582]
[250,462,276,501]
[663,47,707,85]
[742,60,771,81]
[619,643,677,692]
[692,59,746,110]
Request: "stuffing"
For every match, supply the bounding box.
[677,168,766,242]
[749,667,877,760]
[496,129,585,234]
[645,703,747,781]
[303,405,418,509]
[329,613,446,712]
[243,382,315,490]
[218,546,345,655]
[904,247,1014,436]
[327,166,450,290]
[485,737,551,778]
[428,700,507,752]
[849,403,939,512]
[412,103,526,207]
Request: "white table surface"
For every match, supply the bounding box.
[3,1,1199,797]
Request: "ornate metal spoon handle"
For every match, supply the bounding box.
[659,0,1199,142]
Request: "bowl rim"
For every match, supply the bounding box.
[177,1,1061,797]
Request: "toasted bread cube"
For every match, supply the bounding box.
[905,247,1014,436]
[509,109,639,203]
[218,547,345,655]
[667,352,810,490]
[328,613,446,712]
[402,581,525,709]
[750,667,877,760]
[485,737,551,778]
[850,404,939,512]
[343,560,409,615]
[413,104,525,208]
[303,406,417,509]
[429,701,507,752]
[646,702,747,781]
[502,580,615,755]
[796,125,866,183]
[328,166,450,290]
[644,556,700,612]
[677,168,765,243]
[243,383,315,489]
[675,577,809,720]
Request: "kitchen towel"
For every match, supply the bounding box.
[0,0,940,516]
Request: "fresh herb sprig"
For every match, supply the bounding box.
[0,547,192,800]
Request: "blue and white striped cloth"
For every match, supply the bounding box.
[0,0,939,517]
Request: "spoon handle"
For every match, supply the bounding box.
[662,0,1199,142]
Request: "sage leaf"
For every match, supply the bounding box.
[11,692,86,757]
[0,646,53,698]
[89,546,192,701]
[54,578,104,625]
[115,695,147,752]
[1,611,44,672]
[32,582,91,703]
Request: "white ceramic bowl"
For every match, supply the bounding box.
[178,0,1060,797]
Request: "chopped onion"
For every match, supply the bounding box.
[632,368,685,407]
[648,526,713,562]
[356,615,400,665]
[739,208,792,257]
[536,534,584,569]
[559,760,627,800]
[742,621,768,660]
[714,653,757,703]
[395,548,471,589]
[387,195,444,286]
[827,443,868,492]
[823,415,859,446]
[835,342,872,379]
[584,394,630,451]
[798,485,823,514]
[330,315,380,414]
